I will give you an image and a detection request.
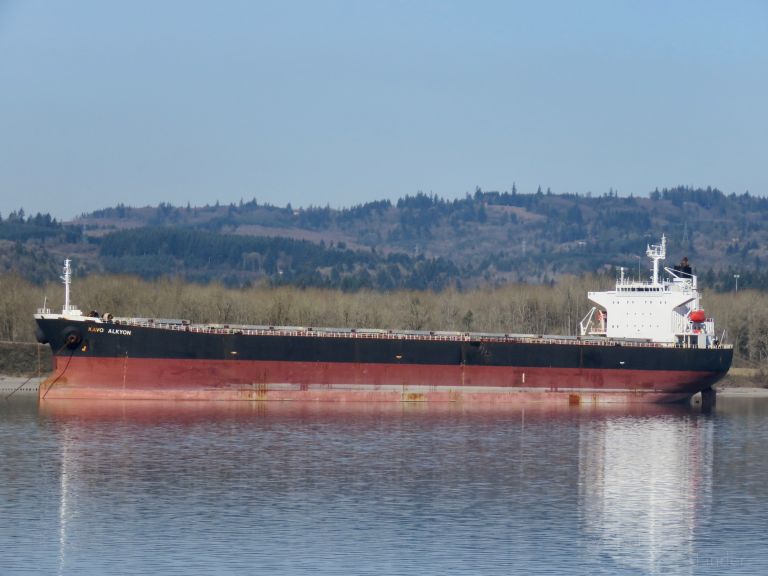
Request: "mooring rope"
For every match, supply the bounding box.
[40,347,75,401]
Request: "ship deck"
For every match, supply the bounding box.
[97,316,731,351]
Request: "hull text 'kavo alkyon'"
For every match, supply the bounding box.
[35,237,732,404]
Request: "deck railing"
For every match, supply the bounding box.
[103,317,729,349]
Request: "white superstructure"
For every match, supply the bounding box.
[580,236,716,348]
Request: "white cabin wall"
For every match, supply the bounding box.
[604,294,675,343]
[589,288,697,344]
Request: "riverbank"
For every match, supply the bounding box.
[0,341,52,376]
[715,367,767,389]
[715,386,768,398]
[0,375,44,396]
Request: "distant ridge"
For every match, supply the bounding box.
[2,186,767,291]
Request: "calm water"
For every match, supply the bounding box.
[1,397,767,576]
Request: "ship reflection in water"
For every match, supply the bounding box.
[9,398,763,575]
[578,412,713,573]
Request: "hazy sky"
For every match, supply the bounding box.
[1,0,766,220]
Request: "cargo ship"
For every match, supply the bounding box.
[34,237,732,404]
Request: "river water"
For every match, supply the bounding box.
[1,396,766,576]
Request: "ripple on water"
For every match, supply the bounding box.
[1,397,767,575]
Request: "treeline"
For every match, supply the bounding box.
[7,185,768,290]
[649,185,768,209]
[0,271,602,342]
[85,186,768,289]
[82,183,766,246]
[2,272,767,382]
[0,209,81,243]
[98,227,460,290]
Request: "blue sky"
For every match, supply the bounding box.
[1,0,766,220]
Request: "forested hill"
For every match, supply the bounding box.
[2,186,768,291]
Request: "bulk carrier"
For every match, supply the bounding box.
[34,237,732,404]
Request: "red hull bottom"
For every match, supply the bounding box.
[39,357,723,404]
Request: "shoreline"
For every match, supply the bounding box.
[715,386,768,398]
[0,376,44,395]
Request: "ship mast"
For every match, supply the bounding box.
[646,235,666,285]
[61,259,72,314]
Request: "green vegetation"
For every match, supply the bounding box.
[0,209,80,243]
[4,186,768,291]
[0,342,51,377]
[98,227,459,290]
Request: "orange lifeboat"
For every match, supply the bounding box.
[689,310,706,323]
